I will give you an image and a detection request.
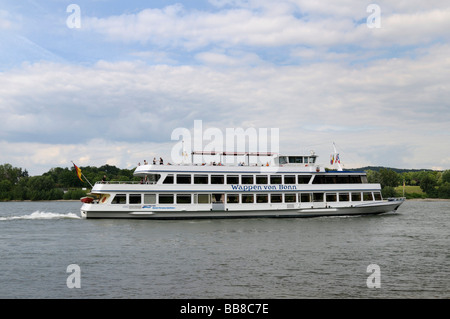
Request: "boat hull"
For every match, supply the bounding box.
[81,199,403,220]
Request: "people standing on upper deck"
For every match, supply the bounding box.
[160,157,164,165]
[153,158,156,164]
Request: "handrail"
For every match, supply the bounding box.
[95,181,157,185]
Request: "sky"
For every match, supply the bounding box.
[0,0,449,175]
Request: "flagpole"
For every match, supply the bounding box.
[81,172,94,189]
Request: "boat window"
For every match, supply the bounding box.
[196,194,211,204]
[242,194,254,203]
[227,194,239,204]
[313,193,324,202]
[314,175,358,184]
[270,194,282,203]
[352,192,361,201]
[144,194,156,204]
[284,175,296,184]
[177,194,192,204]
[270,175,282,184]
[211,175,224,184]
[194,174,208,184]
[177,174,191,184]
[212,193,224,203]
[256,194,268,203]
[129,194,141,204]
[285,194,296,202]
[299,193,312,202]
[298,176,311,184]
[363,192,373,201]
[278,157,288,165]
[147,174,161,184]
[256,175,268,184]
[288,156,303,164]
[361,175,368,183]
[339,193,350,202]
[374,192,382,201]
[309,157,316,164]
[111,194,126,204]
[326,193,337,202]
[163,174,174,184]
[226,175,239,184]
[159,194,174,204]
[242,175,254,184]
[337,175,351,184]
[312,175,326,184]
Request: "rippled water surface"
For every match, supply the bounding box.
[0,200,448,298]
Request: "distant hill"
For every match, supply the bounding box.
[346,166,435,173]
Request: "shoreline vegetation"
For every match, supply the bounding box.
[1,163,450,202]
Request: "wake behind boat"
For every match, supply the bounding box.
[80,150,404,219]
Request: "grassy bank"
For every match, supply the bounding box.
[394,185,426,199]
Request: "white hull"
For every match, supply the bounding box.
[81,199,403,219]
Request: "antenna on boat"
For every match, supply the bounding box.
[181,139,189,164]
[331,142,343,171]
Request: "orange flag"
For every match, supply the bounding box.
[73,163,83,182]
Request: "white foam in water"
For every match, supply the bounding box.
[0,211,81,221]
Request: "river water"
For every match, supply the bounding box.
[0,200,448,299]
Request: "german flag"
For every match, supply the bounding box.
[73,162,83,182]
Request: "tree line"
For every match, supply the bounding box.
[0,163,138,201]
[365,168,450,199]
[1,163,449,201]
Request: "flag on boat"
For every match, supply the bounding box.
[73,162,83,182]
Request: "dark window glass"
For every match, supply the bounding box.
[177,174,191,184]
[227,175,239,184]
[211,175,224,184]
[270,175,282,184]
[129,194,141,204]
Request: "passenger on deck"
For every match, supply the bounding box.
[153,158,156,164]
[160,157,164,165]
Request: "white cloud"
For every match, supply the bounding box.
[0,10,16,30]
[1,42,449,173]
[82,2,450,50]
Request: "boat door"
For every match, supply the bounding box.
[212,193,225,211]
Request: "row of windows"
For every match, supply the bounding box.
[155,173,365,185]
[161,174,311,185]
[111,192,382,205]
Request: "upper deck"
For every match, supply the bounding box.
[134,152,323,176]
[134,163,325,176]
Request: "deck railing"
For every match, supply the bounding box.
[94,181,157,185]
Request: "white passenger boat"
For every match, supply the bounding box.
[80,151,404,219]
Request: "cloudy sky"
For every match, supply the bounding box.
[1,0,449,175]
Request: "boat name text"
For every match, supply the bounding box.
[230,184,297,191]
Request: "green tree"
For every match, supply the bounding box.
[0,180,13,200]
[441,170,450,184]
[438,183,450,199]
[378,168,400,188]
[0,163,26,184]
[420,174,437,197]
